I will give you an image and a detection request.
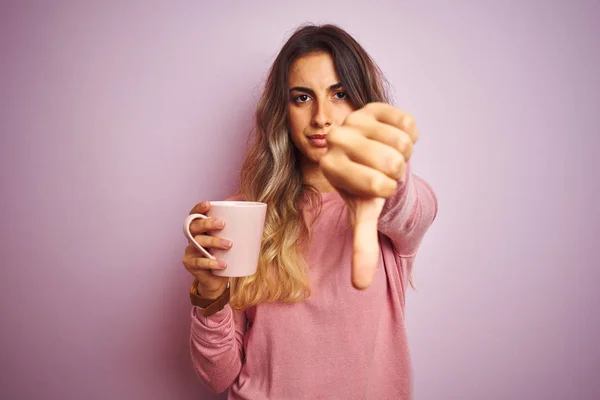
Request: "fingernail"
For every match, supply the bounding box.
[216,260,227,269]
[221,239,232,248]
[215,219,225,228]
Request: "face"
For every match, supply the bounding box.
[287,52,355,166]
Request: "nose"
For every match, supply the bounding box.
[311,99,332,129]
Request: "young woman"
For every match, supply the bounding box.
[182,24,438,399]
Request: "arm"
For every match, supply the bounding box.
[187,193,249,393]
[189,305,247,393]
[378,163,438,257]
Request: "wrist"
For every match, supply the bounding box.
[196,282,227,300]
[190,279,231,316]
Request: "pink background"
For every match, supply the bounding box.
[1,1,598,399]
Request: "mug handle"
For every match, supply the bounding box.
[183,213,216,260]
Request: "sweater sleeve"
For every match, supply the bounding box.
[189,304,247,393]
[377,163,438,257]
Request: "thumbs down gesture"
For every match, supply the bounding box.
[319,102,419,290]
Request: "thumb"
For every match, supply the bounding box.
[351,207,381,290]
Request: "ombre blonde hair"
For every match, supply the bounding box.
[228,24,390,310]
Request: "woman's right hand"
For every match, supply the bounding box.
[182,201,232,299]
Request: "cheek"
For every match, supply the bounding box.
[286,108,303,147]
[287,107,308,135]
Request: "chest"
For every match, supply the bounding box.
[246,205,388,330]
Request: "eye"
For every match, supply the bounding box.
[293,94,311,103]
[334,91,348,100]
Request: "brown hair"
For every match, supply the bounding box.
[229,24,391,310]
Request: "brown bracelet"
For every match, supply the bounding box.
[189,279,230,317]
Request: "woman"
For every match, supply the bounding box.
[182,24,438,399]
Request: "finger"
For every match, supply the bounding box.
[320,149,399,198]
[182,254,227,271]
[185,238,230,258]
[189,217,226,236]
[343,113,414,161]
[328,126,407,180]
[360,103,419,143]
[185,243,209,257]
[351,210,380,290]
[189,201,210,215]
[192,235,233,251]
[185,243,198,256]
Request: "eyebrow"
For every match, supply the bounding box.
[289,83,343,95]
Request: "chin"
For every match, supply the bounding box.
[310,148,328,163]
[297,147,327,166]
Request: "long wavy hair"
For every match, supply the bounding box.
[229,24,391,310]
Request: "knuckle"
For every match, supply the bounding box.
[190,203,202,214]
[397,162,407,180]
[182,255,193,269]
[403,114,415,130]
[395,135,407,153]
[189,220,201,234]
[368,174,397,196]
[327,127,342,144]
[401,134,413,153]
[194,257,208,269]
[366,174,382,193]
[194,219,212,235]
[344,112,361,126]
[193,235,204,244]
[363,102,378,112]
[190,201,209,215]
[388,179,399,195]
[205,218,215,230]
[389,155,405,176]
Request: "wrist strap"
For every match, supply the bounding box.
[189,279,230,317]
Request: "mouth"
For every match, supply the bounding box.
[307,134,327,148]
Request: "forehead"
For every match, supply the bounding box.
[288,52,341,86]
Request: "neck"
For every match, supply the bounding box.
[300,160,335,193]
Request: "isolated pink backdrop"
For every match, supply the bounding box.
[1,1,598,399]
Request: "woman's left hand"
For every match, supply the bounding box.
[319,102,419,290]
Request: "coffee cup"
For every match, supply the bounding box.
[183,201,267,277]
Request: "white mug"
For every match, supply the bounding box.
[183,201,267,277]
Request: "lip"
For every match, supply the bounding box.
[307,135,327,148]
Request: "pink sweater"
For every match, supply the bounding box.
[189,167,438,399]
